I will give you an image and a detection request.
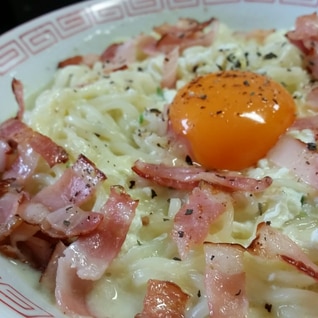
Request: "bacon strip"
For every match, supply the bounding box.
[135,279,189,318]
[5,222,53,269]
[204,243,248,318]
[12,78,25,120]
[40,205,103,239]
[3,144,40,182]
[58,185,137,280]
[304,86,318,111]
[40,241,66,293]
[248,222,318,281]
[286,13,318,79]
[55,186,138,316]
[291,114,318,136]
[33,154,106,210]
[172,183,230,259]
[132,160,272,192]
[57,17,217,89]
[161,47,179,89]
[0,140,11,173]
[0,191,24,241]
[55,252,94,317]
[57,54,100,68]
[154,17,217,54]
[18,202,104,239]
[0,118,68,167]
[267,135,318,189]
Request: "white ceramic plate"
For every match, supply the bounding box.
[0,0,317,317]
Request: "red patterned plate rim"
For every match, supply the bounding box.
[0,0,317,317]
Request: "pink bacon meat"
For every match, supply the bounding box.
[57,17,218,89]
[204,243,248,318]
[135,279,189,318]
[172,183,230,259]
[55,185,138,316]
[286,13,318,79]
[132,160,272,192]
[267,134,318,190]
[248,222,318,281]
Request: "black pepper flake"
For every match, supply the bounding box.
[151,189,157,198]
[63,220,71,227]
[149,108,161,115]
[244,52,249,66]
[234,60,241,68]
[263,52,277,60]
[129,180,136,189]
[210,255,215,261]
[300,195,306,205]
[243,80,250,86]
[307,142,317,151]
[264,303,272,313]
[178,230,184,238]
[197,290,201,298]
[192,65,199,73]
[185,208,193,215]
[173,257,181,261]
[185,155,193,165]
[235,289,241,296]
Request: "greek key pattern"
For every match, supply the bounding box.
[19,22,60,54]
[0,40,28,75]
[0,278,53,317]
[0,0,317,75]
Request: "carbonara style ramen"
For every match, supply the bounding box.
[1,13,318,318]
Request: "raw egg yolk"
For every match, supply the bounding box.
[169,70,296,170]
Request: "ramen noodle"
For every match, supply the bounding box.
[1,13,318,318]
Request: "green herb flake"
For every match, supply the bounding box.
[258,202,264,215]
[65,161,71,168]
[156,87,164,98]
[139,113,144,124]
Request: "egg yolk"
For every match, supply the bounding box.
[169,70,296,171]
